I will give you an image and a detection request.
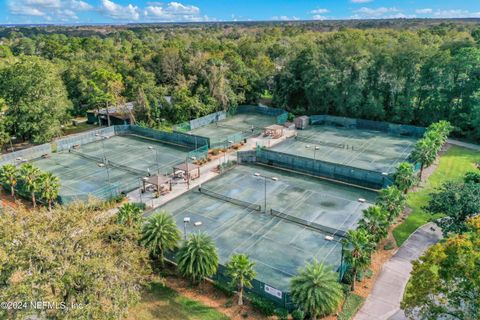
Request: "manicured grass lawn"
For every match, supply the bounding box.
[338,293,365,320]
[393,146,480,246]
[128,281,229,320]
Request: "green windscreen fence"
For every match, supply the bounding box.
[238,148,391,190]
[174,121,191,133]
[310,115,425,138]
[276,112,289,125]
[19,124,210,204]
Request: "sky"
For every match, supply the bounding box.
[1,0,480,25]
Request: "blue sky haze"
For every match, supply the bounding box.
[1,0,480,24]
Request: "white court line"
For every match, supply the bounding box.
[249,258,296,277]
[384,141,415,173]
[344,135,379,167]
[229,218,278,256]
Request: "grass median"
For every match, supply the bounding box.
[393,145,480,246]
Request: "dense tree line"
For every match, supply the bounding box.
[274,28,480,141]
[0,23,479,144]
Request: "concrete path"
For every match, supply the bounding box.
[126,128,295,211]
[447,139,480,151]
[354,223,442,320]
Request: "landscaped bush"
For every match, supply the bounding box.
[247,293,275,316]
[338,294,365,320]
[213,281,234,297]
[291,309,305,320]
[274,308,289,320]
[384,240,395,250]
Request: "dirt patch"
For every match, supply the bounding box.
[0,192,32,210]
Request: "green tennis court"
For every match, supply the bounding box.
[188,113,277,147]
[32,135,192,203]
[271,125,417,174]
[152,164,377,292]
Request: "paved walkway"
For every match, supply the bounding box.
[447,139,480,151]
[126,129,295,211]
[354,223,442,320]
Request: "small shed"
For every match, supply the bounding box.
[142,175,172,194]
[294,116,309,129]
[263,124,284,139]
[87,102,135,126]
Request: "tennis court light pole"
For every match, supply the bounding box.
[254,172,278,213]
[188,132,198,150]
[314,146,320,160]
[183,217,191,241]
[95,133,108,164]
[223,140,234,167]
[148,146,159,173]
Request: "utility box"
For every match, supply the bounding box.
[294,116,309,130]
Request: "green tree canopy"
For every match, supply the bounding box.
[176,232,219,285]
[393,162,417,194]
[358,206,390,243]
[376,185,406,221]
[0,164,18,198]
[116,202,143,228]
[426,179,480,236]
[342,228,375,291]
[0,200,151,319]
[290,260,343,320]
[225,254,256,306]
[402,216,480,320]
[18,163,41,208]
[140,211,181,264]
[0,56,71,143]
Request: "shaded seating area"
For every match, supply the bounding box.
[263,124,284,139]
[142,175,172,195]
[173,163,201,187]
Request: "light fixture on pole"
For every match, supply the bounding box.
[314,146,320,160]
[254,172,278,213]
[95,133,109,164]
[183,217,191,240]
[148,146,160,173]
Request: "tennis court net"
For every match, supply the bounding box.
[70,149,148,177]
[270,209,347,238]
[216,123,260,133]
[125,133,193,150]
[295,136,347,149]
[198,187,261,211]
[70,149,104,163]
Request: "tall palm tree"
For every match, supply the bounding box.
[393,162,416,194]
[412,139,436,179]
[226,254,256,306]
[0,164,18,198]
[39,172,60,211]
[140,211,181,264]
[376,185,405,222]
[342,229,374,291]
[358,206,390,244]
[117,203,143,228]
[176,232,218,285]
[290,259,343,320]
[19,163,41,207]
